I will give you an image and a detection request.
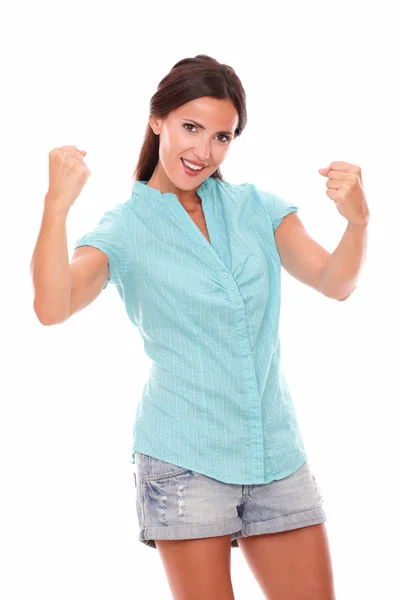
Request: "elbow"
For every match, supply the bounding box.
[319,288,353,302]
[336,290,354,301]
[338,286,357,301]
[33,300,68,326]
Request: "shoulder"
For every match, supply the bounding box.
[240,182,299,231]
[213,178,281,217]
[212,177,255,205]
[215,178,299,233]
[213,177,280,205]
[103,189,146,229]
[97,201,131,234]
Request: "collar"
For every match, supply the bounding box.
[132,177,214,204]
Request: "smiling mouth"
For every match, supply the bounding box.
[181,158,206,171]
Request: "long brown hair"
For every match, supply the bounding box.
[131,54,247,184]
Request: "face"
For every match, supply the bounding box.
[148,96,239,202]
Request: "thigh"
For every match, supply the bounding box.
[155,535,235,600]
[237,522,335,600]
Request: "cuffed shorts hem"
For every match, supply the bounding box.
[139,516,243,548]
[231,506,327,545]
[139,507,327,549]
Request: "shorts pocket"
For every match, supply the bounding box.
[138,452,192,482]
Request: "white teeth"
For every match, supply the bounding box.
[182,158,203,170]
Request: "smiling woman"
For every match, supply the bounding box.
[130,54,246,211]
[144,95,240,205]
[61,53,337,599]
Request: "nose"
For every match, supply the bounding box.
[194,139,211,163]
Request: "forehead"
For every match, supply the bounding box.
[173,97,238,130]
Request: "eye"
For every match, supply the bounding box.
[182,123,231,144]
[183,123,197,134]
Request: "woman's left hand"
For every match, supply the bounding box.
[318,161,370,226]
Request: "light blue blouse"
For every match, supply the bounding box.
[73,176,308,484]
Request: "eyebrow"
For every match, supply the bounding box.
[180,118,234,137]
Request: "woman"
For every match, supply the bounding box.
[32,54,369,600]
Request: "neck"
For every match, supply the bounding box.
[146,165,202,210]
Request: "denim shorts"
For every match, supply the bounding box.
[133,451,327,549]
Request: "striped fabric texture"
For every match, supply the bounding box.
[73,177,308,484]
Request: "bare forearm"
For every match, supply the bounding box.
[319,221,368,300]
[31,196,72,324]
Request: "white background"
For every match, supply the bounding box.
[2,0,399,598]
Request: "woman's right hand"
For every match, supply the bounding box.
[45,145,91,213]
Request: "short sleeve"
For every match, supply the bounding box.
[257,189,299,232]
[73,204,129,289]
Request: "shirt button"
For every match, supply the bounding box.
[222,272,228,278]
[229,284,234,290]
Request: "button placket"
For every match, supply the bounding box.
[221,271,242,304]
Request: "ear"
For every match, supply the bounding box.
[149,114,162,135]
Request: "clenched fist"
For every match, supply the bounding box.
[45,145,91,214]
